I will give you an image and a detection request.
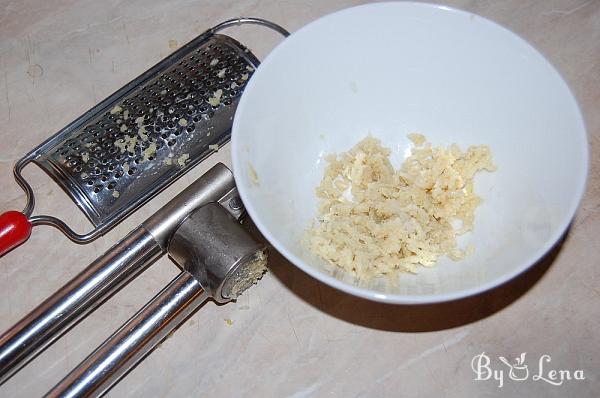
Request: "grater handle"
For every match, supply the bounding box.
[0,211,32,256]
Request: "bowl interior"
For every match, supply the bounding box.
[231,2,588,303]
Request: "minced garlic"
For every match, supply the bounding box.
[138,126,148,141]
[142,142,157,162]
[305,135,495,279]
[248,163,259,186]
[177,153,190,167]
[208,89,223,107]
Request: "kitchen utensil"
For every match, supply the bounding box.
[231,3,588,303]
[0,18,288,256]
[0,163,259,385]
[46,201,267,397]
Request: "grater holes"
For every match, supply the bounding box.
[167,139,176,146]
[107,183,115,190]
[101,175,108,182]
[86,180,94,186]
[128,167,136,175]
[93,185,103,193]
[186,125,195,133]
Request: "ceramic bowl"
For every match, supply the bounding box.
[231,2,588,303]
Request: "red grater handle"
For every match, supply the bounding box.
[0,211,32,256]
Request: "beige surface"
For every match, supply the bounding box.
[0,1,598,397]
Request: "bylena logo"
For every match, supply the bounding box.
[471,352,585,388]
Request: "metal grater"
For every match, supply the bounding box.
[2,18,289,248]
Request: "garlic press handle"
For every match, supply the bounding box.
[47,203,267,397]
[0,163,237,385]
[45,272,207,398]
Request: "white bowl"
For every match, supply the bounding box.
[231,2,588,304]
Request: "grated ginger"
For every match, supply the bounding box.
[305,134,495,279]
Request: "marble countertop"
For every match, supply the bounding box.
[0,1,598,397]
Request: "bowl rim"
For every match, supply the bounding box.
[231,1,590,304]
